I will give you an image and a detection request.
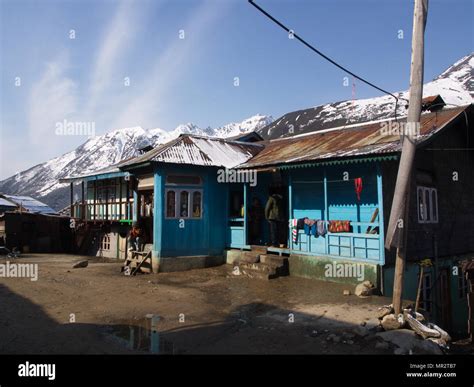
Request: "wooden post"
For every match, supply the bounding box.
[388,0,428,314]
[126,178,130,220]
[93,180,97,221]
[243,183,247,246]
[81,181,85,220]
[105,181,109,221]
[70,182,74,218]
[386,0,428,249]
[119,177,123,220]
[323,168,328,255]
[392,177,412,313]
[415,265,424,312]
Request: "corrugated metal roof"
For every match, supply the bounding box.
[120,134,263,169]
[239,106,471,169]
[1,194,57,214]
[0,197,16,207]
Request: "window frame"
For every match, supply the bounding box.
[165,188,203,220]
[165,174,202,186]
[417,186,438,224]
[420,271,433,313]
[100,234,111,251]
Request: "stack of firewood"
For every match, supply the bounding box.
[377,304,451,349]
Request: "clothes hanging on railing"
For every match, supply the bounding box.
[317,220,327,236]
[304,223,317,237]
[289,217,306,243]
[290,218,351,243]
[328,220,351,233]
[354,177,363,201]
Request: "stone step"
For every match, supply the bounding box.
[238,267,278,280]
[259,254,288,266]
[237,261,275,273]
[237,251,260,264]
[250,245,268,253]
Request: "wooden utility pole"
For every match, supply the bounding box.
[387,0,429,314]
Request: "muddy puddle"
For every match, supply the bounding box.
[103,314,175,354]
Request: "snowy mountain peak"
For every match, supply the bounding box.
[434,52,473,97]
[258,54,473,140]
[0,114,273,210]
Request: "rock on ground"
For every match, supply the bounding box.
[355,280,374,297]
[381,314,404,330]
[376,329,443,355]
[72,260,89,269]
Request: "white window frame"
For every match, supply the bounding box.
[100,234,111,251]
[417,186,438,224]
[165,188,203,219]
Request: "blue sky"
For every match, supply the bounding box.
[0,0,472,179]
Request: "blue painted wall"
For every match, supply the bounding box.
[289,163,384,263]
[153,164,228,258]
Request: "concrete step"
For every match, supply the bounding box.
[240,268,277,280]
[259,254,288,265]
[259,255,289,277]
[237,251,260,264]
[238,261,275,272]
[249,245,268,253]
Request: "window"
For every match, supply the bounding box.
[166,190,176,217]
[165,188,202,219]
[192,191,202,218]
[140,191,154,217]
[458,271,469,299]
[179,191,189,217]
[100,234,111,251]
[417,186,438,223]
[419,272,433,313]
[166,175,202,185]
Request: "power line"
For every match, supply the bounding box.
[248,0,408,118]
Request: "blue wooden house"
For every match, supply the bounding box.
[65,101,473,336]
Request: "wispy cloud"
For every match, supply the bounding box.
[112,0,229,129]
[84,0,143,119]
[28,53,78,147]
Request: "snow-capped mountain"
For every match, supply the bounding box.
[1,54,472,211]
[0,115,273,210]
[258,53,473,139]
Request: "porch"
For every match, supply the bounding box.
[226,159,387,267]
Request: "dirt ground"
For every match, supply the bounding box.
[0,254,446,354]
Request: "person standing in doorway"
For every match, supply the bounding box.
[265,189,284,247]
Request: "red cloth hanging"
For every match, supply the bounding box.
[354,177,363,201]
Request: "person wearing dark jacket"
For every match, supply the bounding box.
[265,192,284,247]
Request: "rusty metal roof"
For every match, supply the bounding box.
[120,134,263,169]
[239,105,471,169]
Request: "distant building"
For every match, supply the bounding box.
[0,193,57,215]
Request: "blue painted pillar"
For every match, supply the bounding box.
[152,165,163,272]
[132,176,138,222]
[376,163,385,265]
[288,174,292,248]
[243,183,247,246]
[324,168,329,255]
